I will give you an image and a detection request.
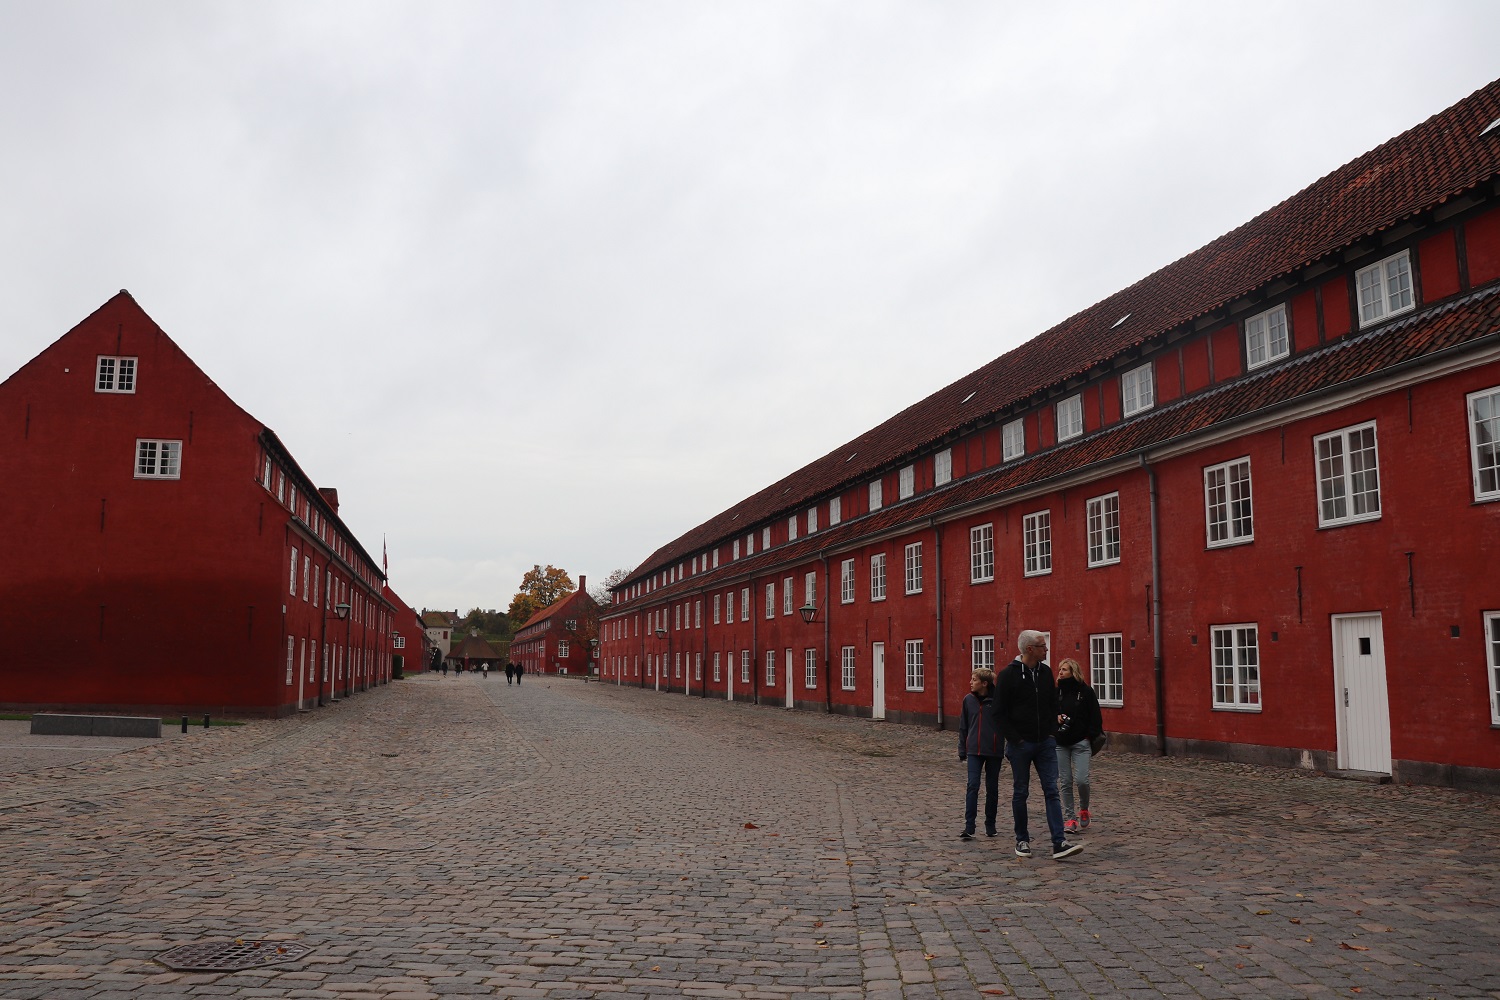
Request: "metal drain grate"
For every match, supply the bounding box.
[156,939,313,972]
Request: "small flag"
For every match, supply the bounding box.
[382,535,388,575]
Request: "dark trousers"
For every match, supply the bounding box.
[1006,737,1066,848]
[964,755,1002,834]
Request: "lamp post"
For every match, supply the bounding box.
[654,626,670,693]
[319,601,351,707]
[799,601,819,624]
[588,638,599,682]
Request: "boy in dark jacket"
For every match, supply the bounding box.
[995,630,1081,860]
[957,667,1002,840]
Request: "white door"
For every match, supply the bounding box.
[1332,614,1391,773]
[297,639,306,711]
[654,654,660,691]
[872,642,886,721]
[785,648,794,708]
[727,656,735,702]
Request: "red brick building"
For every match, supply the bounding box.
[511,581,600,675]
[0,292,400,717]
[600,80,1500,792]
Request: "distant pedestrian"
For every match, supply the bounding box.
[957,667,1003,841]
[482,662,489,680]
[1055,658,1102,835]
[506,663,514,685]
[441,660,448,677]
[997,630,1081,861]
[515,662,522,685]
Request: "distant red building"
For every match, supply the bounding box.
[385,586,425,675]
[0,292,399,717]
[511,581,600,675]
[600,80,1500,792]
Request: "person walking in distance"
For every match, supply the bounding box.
[1054,658,1103,835]
[957,667,1003,841]
[997,630,1081,861]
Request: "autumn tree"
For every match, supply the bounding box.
[507,564,575,631]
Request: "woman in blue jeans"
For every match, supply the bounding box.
[1054,658,1103,835]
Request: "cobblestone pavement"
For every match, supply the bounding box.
[2,675,1498,1000]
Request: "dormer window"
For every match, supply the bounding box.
[1245,304,1290,370]
[96,356,137,393]
[934,449,952,486]
[899,465,915,499]
[1056,395,1083,441]
[869,479,883,511]
[1122,363,1155,417]
[1356,250,1414,327]
[1003,418,1025,461]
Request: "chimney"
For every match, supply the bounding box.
[579,575,586,594]
[318,487,339,514]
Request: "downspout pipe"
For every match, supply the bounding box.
[1141,455,1166,756]
[821,553,832,714]
[932,518,945,731]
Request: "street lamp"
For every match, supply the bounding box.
[588,638,599,682]
[654,626,671,693]
[799,600,819,624]
[319,601,351,707]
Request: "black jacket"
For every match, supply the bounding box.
[1055,677,1103,747]
[996,658,1058,744]
[958,690,1003,758]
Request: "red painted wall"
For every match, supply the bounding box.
[1322,277,1351,341]
[1466,205,1500,286]
[1419,230,1461,301]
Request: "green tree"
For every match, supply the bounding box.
[507,564,575,630]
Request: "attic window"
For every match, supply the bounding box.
[846,452,858,462]
[960,391,976,404]
[1111,313,1131,329]
[1481,117,1500,138]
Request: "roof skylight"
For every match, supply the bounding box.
[960,391,976,404]
[1482,117,1500,138]
[1111,313,1131,328]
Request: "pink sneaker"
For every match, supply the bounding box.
[1079,809,1091,830]
[1064,818,1079,834]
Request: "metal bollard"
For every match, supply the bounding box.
[180,716,187,733]
[203,715,210,729]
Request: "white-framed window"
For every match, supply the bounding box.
[1212,624,1261,710]
[714,651,722,682]
[1056,394,1083,442]
[805,649,817,689]
[1090,633,1123,707]
[1245,304,1290,370]
[1023,510,1052,576]
[840,559,855,604]
[695,600,702,628]
[904,542,923,594]
[1468,386,1500,502]
[869,480,883,511]
[559,640,570,659]
[135,438,181,479]
[713,593,722,624]
[1086,492,1121,566]
[740,588,750,621]
[302,555,311,602]
[899,464,915,499]
[695,652,702,681]
[841,646,857,690]
[804,571,816,608]
[971,635,994,671]
[762,527,771,549]
[1485,612,1500,725]
[905,639,925,691]
[289,546,299,596]
[870,553,887,601]
[674,652,681,678]
[96,355,138,393]
[788,516,798,542]
[934,448,952,486]
[829,496,842,526]
[1315,421,1381,526]
[393,634,405,649]
[692,556,698,575]
[766,649,777,686]
[970,523,994,583]
[713,549,720,568]
[1205,457,1254,547]
[733,539,741,560]
[766,583,776,619]
[675,605,681,631]
[286,636,295,685]
[1121,363,1154,417]
[783,577,794,616]
[1356,250,1414,327]
[807,507,818,533]
[262,458,272,490]
[726,590,735,621]
[741,650,751,684]
[1003,418,1025,461]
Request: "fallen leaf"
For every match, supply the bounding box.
[1289,918,1301,924]
[768,833,780,837]
[981,990,1007,996]
[923,953,936,960]
[1236,944,1251,950]
[743,823,759,829]
[1304,937,1314,943]
[1255,910,1271,915]
[578,876,589,880]
[977,929,990,933]
[651,966,660,972]
[1351,989,1362,994]
[1193,964,1204,971]
[1340,943,1369,951]
[1235,963,1244,969]
[813,921,823,927]
[816,939,827,945]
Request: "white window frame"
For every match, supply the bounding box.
[1314,421,1381,527]
[1086,492,1121,567]
[804,648,817,689]
[804,571,816,608]
[740,588,750,622]
[135,438,182,479]
[1245,303,1290,370]
[1204,457,1254,547]
[899,464,915,499]
[1002,418,1025,461]
[713,593,721,625]
[829,496,842,526]
[841,646,857,690]
[905,639,924,691]
[733,539,740,560]
[1468,386,1500,502]
[96,355,138,393]
[726,590,735,621]
[970,523,994,583]
[1121,363,1154,417]
[783,577,793,616]
[807,507,817,533]
[559,640,570,659]
[788,516,797,542]
[840,558,855,604]
[712,549,720,568]
[1355,250,1414,328]
[1486,612,1500,726]
[970,635,994,671]
[1056,394,1083,442]
[741,650,751,684]
[869,479,883,511]
[766,649,777,686]
[675,604,681,631]
[934,448,952,486]
[1211,623,1261,711]
[1090,633,1123,707]
[762,527,771,549]
[289,547,299,597]
[766,583,776,620]
[695,600,702,628]
[714,651,722,683]
[870,553,887,601]
[1023,510,1052,576]
[695,652,702,681]
[904,542,923,595]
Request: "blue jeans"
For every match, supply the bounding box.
[964,755,1002,834]
[1057,740,1092,822]
[1006,737,1066,848]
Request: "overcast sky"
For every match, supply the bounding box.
[3,2,1497,614]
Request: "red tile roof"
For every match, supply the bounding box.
[622,79,1500,590]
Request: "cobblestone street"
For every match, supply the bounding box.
[2,674,1498,999]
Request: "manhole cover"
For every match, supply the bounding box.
[156,939,313,972]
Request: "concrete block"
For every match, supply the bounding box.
[30,714,162,738]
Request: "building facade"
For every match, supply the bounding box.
[511,581,600,675]
[0,292,399,717]
[599,81,1500,792]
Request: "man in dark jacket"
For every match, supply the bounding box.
[996,630,1081,860]
[957,667,1003,840]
